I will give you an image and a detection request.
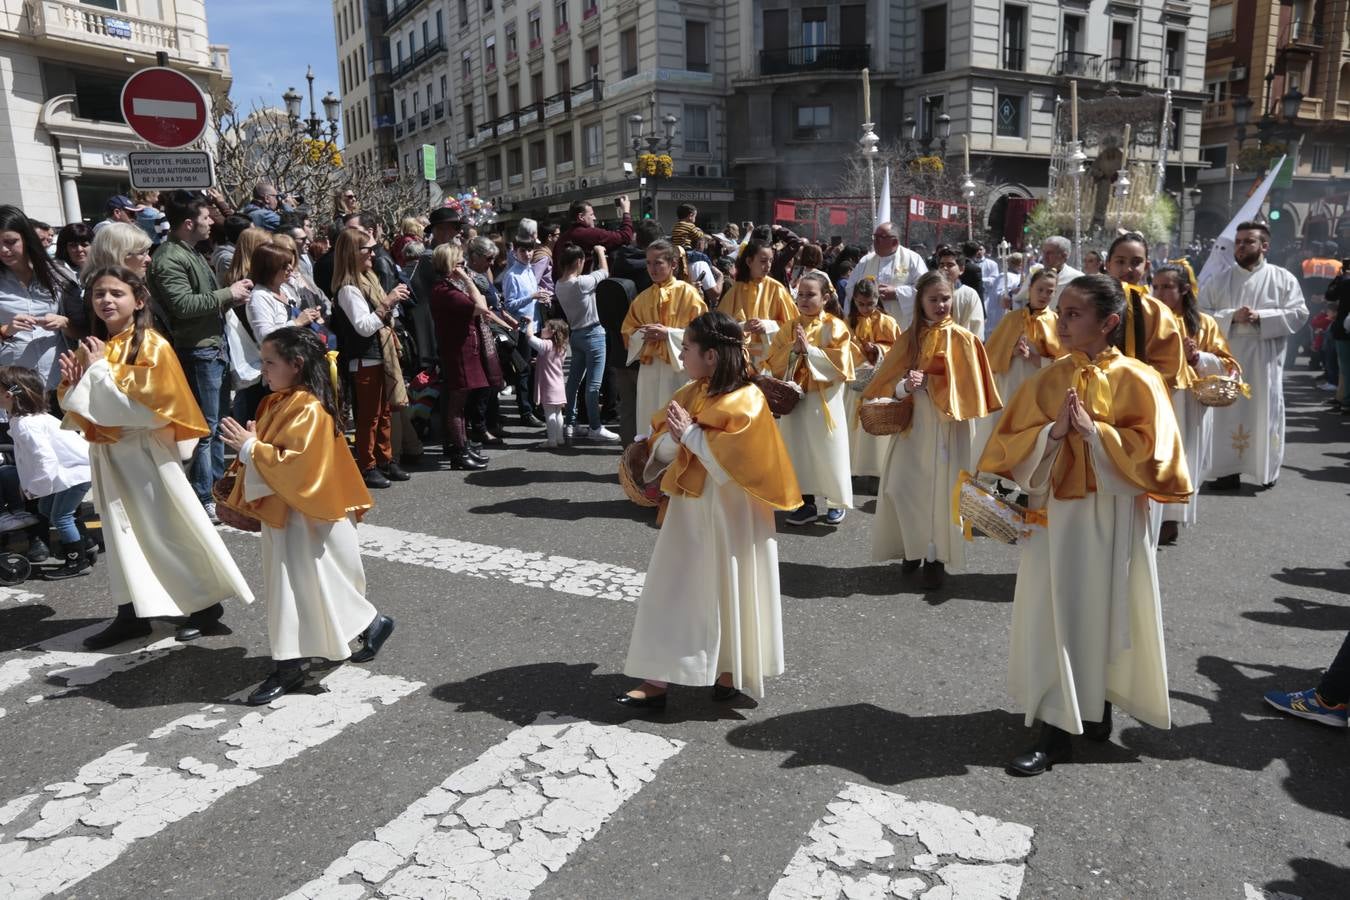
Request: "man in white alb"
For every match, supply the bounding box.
[848,222,928,327]
[1199,221,1308,489]
[1014,235,1082,308]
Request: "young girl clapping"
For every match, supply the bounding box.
[979,274,1192,775]
[619,312,802,708]
[59,266,253,649]
[864,271,1000,589]
[763,272,856,526]
[219,327,395,706]
[844,278,901,483]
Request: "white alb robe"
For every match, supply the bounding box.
[772,342,853,509]
[61,359,254,618]
[1199,261,1308,484]
[623,428,784,698]
[241,439,377,661]
[1008,425,1170,734]
[1162,351,1227,526]
[872,386,975,569]
[849,247,929,326]
[628,327,689,438]
[973,354,1051,487]
[953,284,985,339]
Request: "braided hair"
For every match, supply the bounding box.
[260,326,345,436]
[685,311,751,396]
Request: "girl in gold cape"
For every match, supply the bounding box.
[761,272,856,524]
[978,274,1192,777]
[844,278,902,479]
[620,239,708,437]
[218,327,394,706]
[863,272,1000,588]
[1152,262,1241,544]
[974,266,1064,487]
[59,266,253,651]
[717,237,798,367]
[1104,233,1193,392]
[620,312,802,707]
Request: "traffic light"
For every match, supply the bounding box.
[641,195,655,220]
[1269,209,1282,222]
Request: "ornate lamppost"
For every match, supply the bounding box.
[629,92,678,219]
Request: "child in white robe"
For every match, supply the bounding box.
[844,279,901,483]
[59,266,253,650]
[219,326,395,706]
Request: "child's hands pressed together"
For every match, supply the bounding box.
[665,401,693,443]
[218,417,257,452]
[793,324,809,353]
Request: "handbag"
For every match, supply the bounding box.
[377,325,410,410]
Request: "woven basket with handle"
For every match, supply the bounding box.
[617,440,660,508]
[1190,374,1246,408]
[955,473,1042,545]
[859,398,913,435]
[211,474,261,532]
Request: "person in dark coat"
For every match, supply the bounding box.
[428,244,493,470]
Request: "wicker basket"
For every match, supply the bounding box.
[956,474,1040,545]
[1190,374,1247,408]
[618,440,660,508]
[211,474,261,532]
[751,374,804,416]
[848,363,877,393]
[859,398,913,435]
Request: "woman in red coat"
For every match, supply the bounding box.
[429,243,501,470]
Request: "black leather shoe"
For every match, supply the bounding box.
[83,605,152,649]
[519,412,545,428]
[1206,474,1241,491]
[481,434,507,447]
[382,462,411,482]
[921,560,946,590]
[1158,521,1179,546]
[1008,725,1072,776]
[900,559,922,575]
[247,666,306,706]
[177,603,229,642]
[350,614,395,663]
[449,451,488,471]
[363,468,391,489]
[465,446,489,464]
[1083,702,1113,742]
[614,691,667,710]
[711,683,740,702]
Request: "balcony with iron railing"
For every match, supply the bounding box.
[1105,57,1149,84]
[433,101,445,120]
[1208,29,1235,43]
[1053,50,1102,79]
[385,0,431,29]
[1202,99,1234,126]
[26,0,182,59]
[420,109,430,127]
[391,35,447,82]
[759,44,870,76]
[470,77,604,145]
[1283,21,1323,48]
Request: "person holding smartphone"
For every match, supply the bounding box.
[558,195,634,270]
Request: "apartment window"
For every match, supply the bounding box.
[531,71,544,102]
[1164,30,1184,78]
[555,130,574,165]
[556,58,571,89]
[582,0,596,16]
[505,22,517,59]
[684,104,709,153]
[555,0,568,31]
[620,27,638,78]
[763,9,788,51]
[401,98,408,119]
[508,82,520,112]
[1208,4,1234,39]
[1204,79,1230,103]
[1003,5,1026,71]
[529,139,547,171]
[422,20,429,45]
[686,21,709,73]
[459,0,468,26]
[396,39,404,64]
[1311,143,1332,174]
[483,0,493,12]
[487,155,502,181]
[464,103,475,138]
[507,146,523,178]
[921,6,947,74]
[465,161,478,186]
[528,8,543,47]
[585,45,600,80]
[1171,107,1183,151]
[444,136,453,162]
[462,52,472,81]
[485,36,496,69]
[409,29,416,55]
[436,10,444,39]
[794,104,831,140]
[412,92,419,112]
[801,7,826,48]
[583,121,603,166]
[426,84,433,106]
[1110,21,1133,61]
[840,4,866,41]
[487,93,499,118]
[996,93,1024,137]
[1062,14,1083,54]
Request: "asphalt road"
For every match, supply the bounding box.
[0,369,1345,900]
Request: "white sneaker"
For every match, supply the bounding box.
[204,501,221,525]
[564,425,574,440]
[1317,382,1338,391]
[587,426,620,442]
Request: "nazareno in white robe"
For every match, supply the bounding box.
[60,359,254,618]
[1198,261,1309,484]
[771,340,854,509]
[628,327,690,439]
[1162,351,1227,526]
[239,438,377,661]
[1008,424,1171,734]
[872,384,975,569]
[623,428,784,698]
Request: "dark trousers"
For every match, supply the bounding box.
[514,332,537,417]
[1317,631,1350,706]
[468,386,503,436]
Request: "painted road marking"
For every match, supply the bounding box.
[769,782,1034,900]
[0,666,421,898]
[0,585,45,605]
[280,715,682,900]
[1244,885,1301,900]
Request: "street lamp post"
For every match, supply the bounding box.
[629,92,678,220]
[1069,141,1087,268]
[283,65,341,142]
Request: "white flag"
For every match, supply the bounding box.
[1197,156,1286,290]
[876,166,891,228]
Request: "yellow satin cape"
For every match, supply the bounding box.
[848,309,901,365]
[620,278,708,366]
[717,277,797,329]
[862,319,1002,422]
[761,312,856,390]
[222,387,373,529]
[983,306,1062,374]
[977,347,1193,505]
[62,327,208,445]
[652,380,803,511]
[1121,283,1193,391]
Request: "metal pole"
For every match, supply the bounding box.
[868,153,877,225]
[1070,141,1087,268]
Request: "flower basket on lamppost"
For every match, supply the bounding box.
[630,93,678,219]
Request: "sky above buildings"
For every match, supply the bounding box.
[205,0,341,126]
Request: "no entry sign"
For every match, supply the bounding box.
[120,67,208,149]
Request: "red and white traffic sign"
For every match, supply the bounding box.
[120,67,208,149]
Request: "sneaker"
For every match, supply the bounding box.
[588,426,620,443]
[564,425,574,441]
[575,424,590,437]
[203,501,221,525]
[823,508,846,526]
[0,511,40,533]
[1263,687,1348,728]
[785,504,819,526]
[1317,382,1338,391]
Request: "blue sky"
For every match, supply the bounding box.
[205,0,342,128]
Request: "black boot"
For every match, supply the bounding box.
[449,449,487,471]
[465,443,489,464]
[1008,723,1073,776]
[83,603,152,649]
[24,533,49,563]
[177,602,229,642]
[42,541,92,581]
[247,660,307,706]
[1083,702,1113,742]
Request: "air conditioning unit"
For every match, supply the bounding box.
[1229,66,1248,82]
[1164,75,1182,91]
[567,179,576,191]
[579,177,590,188]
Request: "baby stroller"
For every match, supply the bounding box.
[0,442,102,585]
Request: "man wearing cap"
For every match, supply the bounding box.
[94,195,140,235]
[501,219,550,427]
[410,207,464,311]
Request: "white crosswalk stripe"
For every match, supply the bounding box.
[0,667,421,899]
[768,782,1034,900]
[281,715,683,900]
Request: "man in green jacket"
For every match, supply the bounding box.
[148,195,252,521]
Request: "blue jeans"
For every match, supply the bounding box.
[38,483,89,545]
[565,324,607,427]
[179,346,229,504]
